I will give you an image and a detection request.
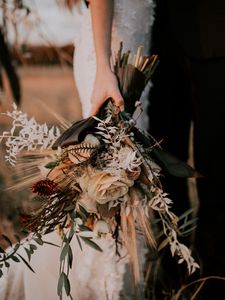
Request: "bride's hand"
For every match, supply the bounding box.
[89,68,124,116]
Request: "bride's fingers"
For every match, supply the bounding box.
[89,93,124,116]
[111,91,124,112]
[89,99,124,116]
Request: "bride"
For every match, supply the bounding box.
[0,1,154,299]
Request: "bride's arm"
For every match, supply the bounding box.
[89,0,124,115]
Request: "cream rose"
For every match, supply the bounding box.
[78,168,133,205]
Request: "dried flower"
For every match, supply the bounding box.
[94,220,110,236]
[78,167,134,205]
[0,104,60,165]
[19,213,32,227]
[32,179,59,196]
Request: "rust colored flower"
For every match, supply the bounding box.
[19,213,33,229]
[32,179,59,196]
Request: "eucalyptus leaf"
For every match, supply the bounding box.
[69,211,77,221]
[178,208,194,220]
[13,243,20,251]
[76,236,83,251]
[24,247,32,261]
[43,241,60,247]
[79,224,92,232]
[4,261,10,268]
[179,219,197,231]
[63,272,71,296]
[78,205,89,221]
[180,226,197,236]
[60,243,69,262]
[80,237,103,252]
[17,253,35,273]
[45,160,59,169]
[57,272,64,297]
[30,244,38,251]
[67,245,73,269]
[33,237,43,246]
[67,229,75,244]
[11,255,20,262]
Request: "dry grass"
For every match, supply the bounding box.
[0,65,83,247]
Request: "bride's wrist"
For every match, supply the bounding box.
[96,59,112,73]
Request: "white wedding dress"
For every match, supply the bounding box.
[0,1,154,299]
[74,0,154,129]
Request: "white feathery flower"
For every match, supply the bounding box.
[169,229,200,274]
[0,104,61,165]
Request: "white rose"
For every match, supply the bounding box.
[78,169,133,205]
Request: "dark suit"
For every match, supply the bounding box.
[149,1,225,298]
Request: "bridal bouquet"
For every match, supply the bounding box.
[0,45,199,299]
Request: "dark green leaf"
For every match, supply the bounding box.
[78,205,89,221]
[79,225,92,232]
[65,204,75,212]
[76,236,82,251]
[67,245,73,269]
[13,243,20,251]
[80,237,103,252]
[30,244,38,251]
[36,233,43,240]
[57,272,64,297]
[21,229,29,235]
[63,272,71,296]
[4,261,10,268]
[69,211,77,220]
[152,148,196,178]
[17,253,35,273]
[60,243,69,262]
[180,227,197,236]
[43,241,60,247]
[24,247,32,261]
[45,160,59,169]
[179,219,197,231]
[11,255,20,262]
[33,237,43,245]
[67,228,75,244]
[178,208,194,220]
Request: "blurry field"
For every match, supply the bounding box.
[0,65,82,124]
[0,65,83,247]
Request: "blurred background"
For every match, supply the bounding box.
[0,0,82,247]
